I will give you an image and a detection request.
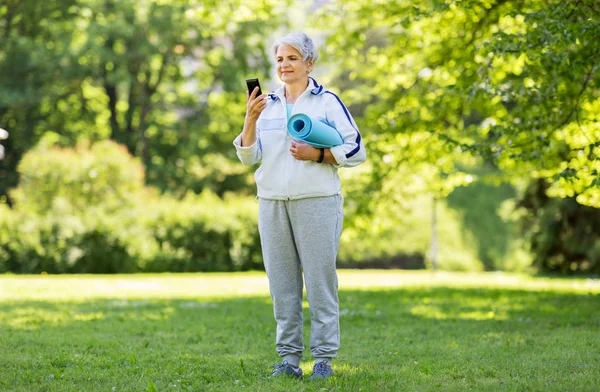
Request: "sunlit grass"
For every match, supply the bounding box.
[1,271,599,391]
[2,270,598,301]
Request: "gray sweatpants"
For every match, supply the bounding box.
[258,195,344,366]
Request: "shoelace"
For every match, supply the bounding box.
[312,361,330,376]
[272,360,291,374]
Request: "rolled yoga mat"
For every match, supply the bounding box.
[286,113,344,148]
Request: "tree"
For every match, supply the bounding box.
[0,0,289,200]
[315,0,599,207]
[0,0,80,200]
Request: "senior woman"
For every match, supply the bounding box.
[233,32,366,380]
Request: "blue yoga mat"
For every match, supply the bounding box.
[286,114,344,148]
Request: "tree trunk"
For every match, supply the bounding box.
[430,195,438,270]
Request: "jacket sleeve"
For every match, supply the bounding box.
[324,92,367,168]
[233,127,262,166]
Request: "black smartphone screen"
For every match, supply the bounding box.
[246,78,262,96]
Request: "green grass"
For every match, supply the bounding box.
[1,271,599,391]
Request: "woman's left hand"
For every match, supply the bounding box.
[290,140,319,161]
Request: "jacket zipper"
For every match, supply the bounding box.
[280,88,311,201]
[281,96,290,200]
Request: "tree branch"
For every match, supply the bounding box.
[465,0,509,49]
[574,63,598,145]
[556,59,598,140]
[125,60,141,134]
[148,54,169,95]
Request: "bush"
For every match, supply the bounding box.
[0,207,158,274]
[11,140,145,215]
[0,140,262,274]
[517,179,600,274]
[138,191,261,272]
[0,192,262,274]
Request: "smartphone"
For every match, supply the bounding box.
[246,78,262,97]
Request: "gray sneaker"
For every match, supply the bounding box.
[309,361,334,380]
[271,361,302,378]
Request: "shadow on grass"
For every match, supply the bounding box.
[1,287,599,391]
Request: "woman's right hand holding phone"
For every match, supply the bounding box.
[241,87,266,147]
[245,87,267,123]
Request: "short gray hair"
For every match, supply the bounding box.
[273,32,318,63]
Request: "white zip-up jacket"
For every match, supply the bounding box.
[233,77,367,200]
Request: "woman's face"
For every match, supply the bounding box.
[276,45,313,84]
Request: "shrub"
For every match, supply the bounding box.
[0,207,158,274]
[517,179,600,274]
[0,192,262,274]
[11,140,144,215]
[0,140,262,273]
[138,191,261,272]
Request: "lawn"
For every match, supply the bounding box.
[1,271,599,391]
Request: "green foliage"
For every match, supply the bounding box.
[1,140,149,273]
[0,192,263,274]
[0,141,262,273]
[517,180,600,274]
[0,208,155,273]
[12,139,144,215]
[140,191,262,272]
[340,193,483,271]
[0,0,82,195]
[315,0,599,207]
[312,0,599,272]
[0,0,289,200]
[2,0,598,274]
[445,164,531,271]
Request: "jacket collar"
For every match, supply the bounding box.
[269,77,325,101]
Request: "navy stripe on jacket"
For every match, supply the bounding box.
[325,91,362,158]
